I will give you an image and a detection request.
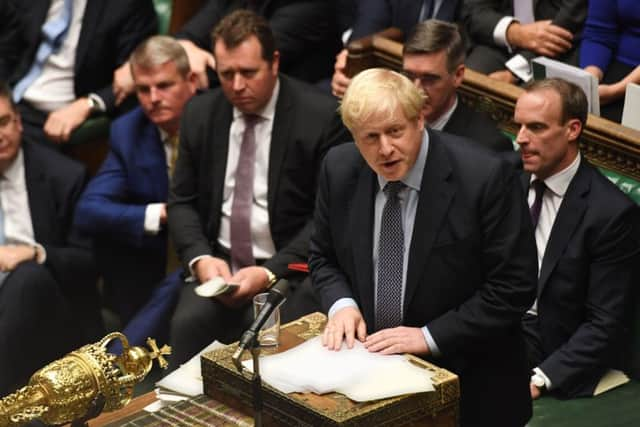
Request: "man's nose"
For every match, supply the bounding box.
[233,74,246,91]
[379,135,394,156]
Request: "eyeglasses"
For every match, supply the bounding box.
[402,71,443,87]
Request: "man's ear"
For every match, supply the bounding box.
[452,63,465,88]
[271,50,280,75]
[566,118,582,142]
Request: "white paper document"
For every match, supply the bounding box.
[532,57,600,116]
[242,336,434,402]
[156,340,226,397]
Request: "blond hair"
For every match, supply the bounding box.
[340,68,425,131]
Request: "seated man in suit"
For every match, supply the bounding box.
[461,0,586,83]
[514,78,640,399]
[6,0,157,145]
[402,19,512,151]
[309,68,538,427]
[74,36,198,342]
[331,0,461,97]
[113,0,341,104]
[0,81,97,395]
[167,10,348,367]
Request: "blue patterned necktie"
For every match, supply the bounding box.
[376,181,405,330]
[13,0,74,102]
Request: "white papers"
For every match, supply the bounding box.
[156,340,226,397]
[532,57,600,116]
[622,83,640,131]
[593,369,630,396]
[194,277,238,297]
[242,336,433,402]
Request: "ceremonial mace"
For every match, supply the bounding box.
[0,332,170,427]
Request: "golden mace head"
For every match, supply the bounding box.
[0,332,171,426]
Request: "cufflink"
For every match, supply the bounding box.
[531,372,546,390]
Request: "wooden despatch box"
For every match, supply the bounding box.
[201,312,460,426]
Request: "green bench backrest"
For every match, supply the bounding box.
[153,0,173,35]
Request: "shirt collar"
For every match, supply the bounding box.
[233,77,280,122]
[531,153,581,197]
[377,130,429,192]
[427,95,458,131]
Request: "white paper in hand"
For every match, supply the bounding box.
[194,276,238,297]
[242,336,433,401]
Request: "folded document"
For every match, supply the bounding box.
[242,336,434,402]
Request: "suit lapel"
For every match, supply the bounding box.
[23,143,53,243]
[538,162,589,295]
[75,0,102,74]
[267,77,291,221]
[137,123,167,200]
[209,101,234,237]
[435,0,457,21]
[350,164,377,327]
[404,131,455,313]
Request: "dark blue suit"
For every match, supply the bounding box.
[75,107,182,343]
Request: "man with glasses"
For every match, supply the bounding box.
[402,19,513,152]
[0,81,96,395]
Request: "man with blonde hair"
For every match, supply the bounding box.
[310,68,538,427]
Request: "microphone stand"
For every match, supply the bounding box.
[233,332,264,427]
[250,343,264,427]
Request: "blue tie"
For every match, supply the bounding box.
[13,0,74,102]
[376,181,405,330]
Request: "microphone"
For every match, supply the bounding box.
[233,279,289,367]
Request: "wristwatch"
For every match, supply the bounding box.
[531,372,546,390]
[262,267,277,288]
[87,93,103,114]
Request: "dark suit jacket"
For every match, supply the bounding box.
[176,0,341,83]
[462,0,586,49]
[168,74,347,279]
[443,100,513,152]
[74,107,169,307]
[6,0,157,113]
[309,131,538,426]
[23,140,95,290]
[350,0,461,41]
[522,160,640,397]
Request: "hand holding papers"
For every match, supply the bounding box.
[242,336,434,402]
[194,276,239,298]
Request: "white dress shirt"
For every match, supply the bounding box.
[23,0,89,112]
[428,96,458,131]
[528,152,581,389]
[216,80,280,261]
[144,129,176,235]
[0,148,46,263]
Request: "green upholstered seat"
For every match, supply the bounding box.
[529,382,640,427]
